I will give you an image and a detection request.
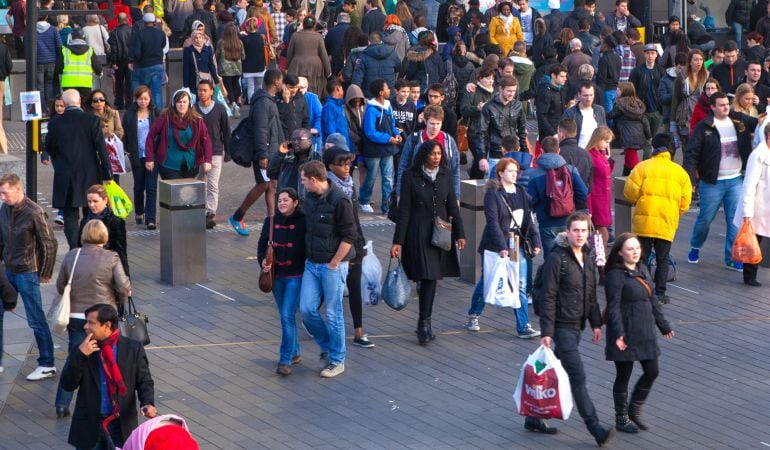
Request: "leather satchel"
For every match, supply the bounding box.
[259,216,276,293]
[119,296,150,345]
[456,120,469,152]
[431,217,453,251]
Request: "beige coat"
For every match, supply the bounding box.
[96,107,124,140]
[57,244,130,314]
[287,29,331,98]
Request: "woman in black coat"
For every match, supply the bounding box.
[78,184,129,277]
[123,86,160,229]
[604,233,675,434]
[391,140,466,345]
[402,30,446,98]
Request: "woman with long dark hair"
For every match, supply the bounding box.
[604,232,674,433]
[217,23,246,115]
[145,89,213,180]
[123,86,160,229]
[391,140,466,344]
[85,89,124,183]
[671,49,708,151]
[402,30,446,96]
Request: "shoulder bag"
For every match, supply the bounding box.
[192,49,213,85]
[119,296,150,345]
[429,175,453,251]
[52,248,81,335]
[259,214,276,293]
[499,191,536,259]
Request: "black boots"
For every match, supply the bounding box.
[417,318,436,345]
[628,386,652,430]
[613,391,639,433]
[588,423,614,447]
[524,416,558,434]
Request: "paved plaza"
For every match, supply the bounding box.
[1,121,770,449]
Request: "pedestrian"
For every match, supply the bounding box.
[131,13,169,109]
[276,74,310,141]
[489,1,522,57]
[35,13,61,116]
[60,303,157,449]
[466,157,542,336]
[361,0,386,34]
[671,49,708,151]
[603,232,674,433]
[382,14,409,61]
[145,88,213,180]
[562,81,608,150]
[269,128,321,195]
[107,12,133,110]
[352,31,402,98]
[216,23,245,117]
[596,35,621,115]
[81,14,111,81]
[0,173,58,381]
[182,30,220,91]
[54,219,131,419]
[298,76,323,147]
[557,118,593,191]
[324,147,376,348]
[734,123,770,287]
[731,83,759,118]
[86,89,125,183]
[608,82,651,175]
[684,92,758,270]
[390,140,466,344]
[344,84,366,182]
[624,132,691,303]
[402,30,445,96]
[0,263,19,375]
[629,43,665,145]
[6,0,26,57]
[688,77,719,135]
[194,80,231,230]
[78,184,129,276]
[476,75,527,178]
[258,188,306,376]
[228,70,285,236]
[123,86,160,229]
[299,160,359,378]
[535,64,569,144]
[584,126,615,254]
[461,68,496,179]
[321,80,352,150]
[537,211,614,446]
[241,17,268,101]
[415,83,458,140]
[56,28,102,101]
[287,16,331,99]
[46,89,114,249]
[0,39,12,154]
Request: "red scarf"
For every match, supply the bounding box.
[168,114,201,151]
[99,329,127,431]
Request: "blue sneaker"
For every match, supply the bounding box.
[726,260,744,272]
[687,247,700,264]
[228,215,249,236]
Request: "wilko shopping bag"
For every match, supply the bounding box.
[483,250,520,308]
[513,345,573,420]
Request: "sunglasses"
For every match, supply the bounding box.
[92,98,106,103]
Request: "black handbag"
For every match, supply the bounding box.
[500,191,537,259]
[118,296,150,345]
[429,178,453,251]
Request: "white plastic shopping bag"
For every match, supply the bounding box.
[513,345,573,420]
[483,250,520,308]
[361,241,382,306]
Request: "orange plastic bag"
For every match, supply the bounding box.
[731,221,762,264]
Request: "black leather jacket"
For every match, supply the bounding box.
[0,198,58,278]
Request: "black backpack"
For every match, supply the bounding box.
[229,116,255,167]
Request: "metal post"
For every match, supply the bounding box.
[158,179,207,285]
[459,179,486,284]
[24,0,38,202]
[613,176,633,235]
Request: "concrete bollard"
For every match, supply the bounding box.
[613,176,633,235]
[459,179,486,284]
[158,179,207,285]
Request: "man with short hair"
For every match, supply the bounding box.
[629,43,665,140]
[229,0,249,27]
[536,211,613,446]
[36,13,62,115]
[131,13,169,109]
[562,81,607,149]
[271,0,288,42]
[361,0,386,34]
[360,79,402,214]
[55,28,102,101]
[299,160,359,378]
[604,0,640,32]
[352,31,402,98]
[517,0,542,47]
[710,41,745,93]
[228,69,285,236]
[536,64,569,142]
[108,12,133,110]
[626,27,644,65]
[46,89,113,248]
[557,118,593,191]
[322,80,352,149]
[684,92,758,270]
[562,38,592,81]
[729,60,770,113]
[576,16,599,57]
[704,46,724,70]
[625,132,691,304]
[195,80,231,229]
[61,303,157,448]
[416,83,458,138]
[326,12,351,77]
[276,74,310,141]
[183,0,217,45]
[0,173,58,381]
[391,79,417,138]
[269,128,321,196]
[477,75,527,177]
[544,0,569,39]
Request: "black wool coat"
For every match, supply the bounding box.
[604,266,672,362]
[46,108,112,208]
[393,166,465,281]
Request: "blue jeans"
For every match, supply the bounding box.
[132,64,165,109]
[539,225,565,259]
[467,248,530,333]
[605,89,618,126]
[553,327,599,428]
[359,156,394,212]
[272,276,302,365]
[732,22,746,49]
[132,157,159,221]
[689,177,742,263]
[4,271,54,367]
[55,318,87,409]
[36,62,56,115]
[299,261,349,365]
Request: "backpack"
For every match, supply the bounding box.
[229,116,255,167]
[545,165,575,218]
[443,59,458,108]
[531,252,567,316]
[647,252,678,282]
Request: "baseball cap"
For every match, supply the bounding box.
[644,43,656,52]
[325,133,349,151]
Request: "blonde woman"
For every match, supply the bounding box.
[584,126,615,251]
[670,49,708,150]
[732,83,759,118]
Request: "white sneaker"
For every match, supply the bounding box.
[26,366,56,381]
[359,204,374,213]
[320,363,345,378]
[466,315,480,332]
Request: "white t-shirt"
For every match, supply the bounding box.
[714,116,742,180]
[578,107,598,149]
[520,9,534,44]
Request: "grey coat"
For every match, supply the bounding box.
[56,244,130,314]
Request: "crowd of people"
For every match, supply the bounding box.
[0,0,769,447]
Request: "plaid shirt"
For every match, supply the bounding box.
[272,12,287,42]
[616,44,636,83]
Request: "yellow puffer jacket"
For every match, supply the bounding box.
[624,152,692,241]
[489,16,522,57]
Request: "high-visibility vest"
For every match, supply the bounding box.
[61,47,94,88]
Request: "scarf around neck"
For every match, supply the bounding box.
[327,171,354,199]
[99,329,127,431]
[498,14,514,33]
[167,113,200,151]
[423,165,439,180]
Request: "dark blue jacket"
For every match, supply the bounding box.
[477,180,542,254]
[131,25,166,68]
[182,45,219,90]
[325,22,350,75]
[524,153,589,228]
[37,23,62,65]
[322,97,352,150]
[362,99,399,157]
[352,43,402,98]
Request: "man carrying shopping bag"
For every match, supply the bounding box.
[537,211,614,446]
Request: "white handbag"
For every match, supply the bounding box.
[53,248,81,334]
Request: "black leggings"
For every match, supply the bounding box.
[346,261,363,329]
[222,76,242,104]
[418,279,437,321]
[613,359,659,393]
